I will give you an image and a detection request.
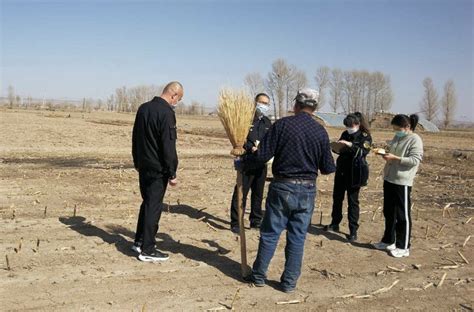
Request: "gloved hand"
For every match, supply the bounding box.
[234,157,243,171]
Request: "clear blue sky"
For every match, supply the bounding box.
[1,0,472,121]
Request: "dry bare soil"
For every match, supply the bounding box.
[1,109,473,311]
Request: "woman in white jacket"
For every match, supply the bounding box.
[373,114,423,258]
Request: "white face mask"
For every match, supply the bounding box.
[256,103,269,116]
[347,127,359,134]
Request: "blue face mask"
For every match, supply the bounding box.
[256,103,269,116]
[395,130,407,138]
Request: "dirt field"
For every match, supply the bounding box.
[1,109,472,311]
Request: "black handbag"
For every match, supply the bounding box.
[352,147,369,187]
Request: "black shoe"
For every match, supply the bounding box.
[138,249,169,262]
[243,274,265,287]
[279,283,295,293]
[323,224,339,232]
[231,226,240,234]
[346,233,358,243]
[250,222,261,229]
[131,241,142,253]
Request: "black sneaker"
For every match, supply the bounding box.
[279,283,295,293]
[323,224,339,232]
[231,225,240,234]
[250,222,261,229]
[138,249,169,262]
[346,233,357,243]
[131,241,142,253]
[243,274,265,287]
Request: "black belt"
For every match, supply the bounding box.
[273,177,315,186]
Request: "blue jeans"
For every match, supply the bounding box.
[252,181,316,290]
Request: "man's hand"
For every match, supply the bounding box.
[234,157,243,171]
[169,178,178,186]
[382,153,400,162]
[338,140,352,147]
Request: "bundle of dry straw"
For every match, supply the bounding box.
[217,88,255,277]
[218,89,255,156]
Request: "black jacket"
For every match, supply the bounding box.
[335,130,372,186]
[243,115,272,173]
[132,97,178,178]
[244,115,272,152]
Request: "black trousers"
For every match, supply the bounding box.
[382,181,412,249]
[134,170,168,253]
[330,172,361,234]
[230,166,267,227]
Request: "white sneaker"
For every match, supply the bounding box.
[131,242,142,253]
[390,248,410,258]
[372,242,396,251]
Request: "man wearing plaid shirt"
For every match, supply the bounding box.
[243,88,336,293]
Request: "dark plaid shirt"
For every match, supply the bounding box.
[245,112,336,180]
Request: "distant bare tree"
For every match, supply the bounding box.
[115,86,129,112]
[264,76,278,118]
[96,99,104,110]
[293,69,308,92]
[315,66,330,109]
[266,59,292,118]
[106,95,115,111]
[339,70,392,116]
[420,77,439,121]
[7,85,15,109]
[81,98,93,112]
[286,66,307,112]
[371,71,393,113]
[329,68,343,112]
[175,102,187,115]
[189,101,202,115]
[26,96,32,109]
[244,72,265,96]
[129,85,148,112]
[342,70,358,113]
[441,79,457,128]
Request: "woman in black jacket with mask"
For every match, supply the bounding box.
[324,112,372,242]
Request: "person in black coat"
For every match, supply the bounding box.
[131,81,183,262]
[324,112,372,242]
[229,93,272,233]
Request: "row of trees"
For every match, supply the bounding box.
[105,84,209,115]
[107,85,164,112]
[5,84,210,115]
[244,59,393,119]
[6,85,88,110]
[420,78,457,128]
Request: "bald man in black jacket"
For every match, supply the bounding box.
[131,81,183,262]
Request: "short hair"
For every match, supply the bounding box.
[163,81,183,94]
[254,92,270,102]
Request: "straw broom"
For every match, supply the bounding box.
[218,88,255,277]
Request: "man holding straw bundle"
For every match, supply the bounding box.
[243,88,336,293]
[229,93,272,234]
